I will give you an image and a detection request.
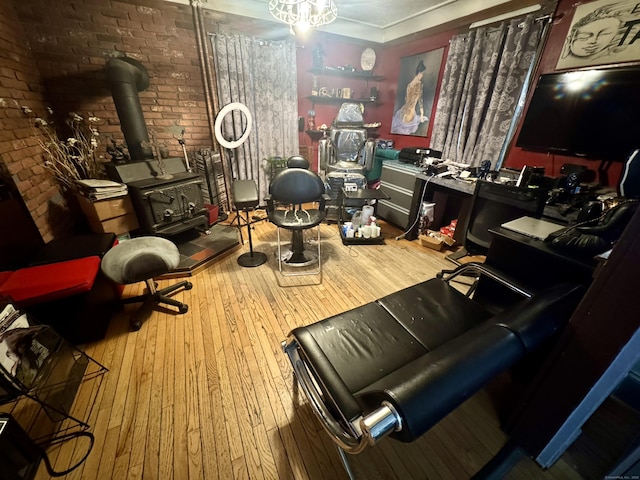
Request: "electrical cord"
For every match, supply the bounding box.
[38,430,95,477]
[395,174,433,240]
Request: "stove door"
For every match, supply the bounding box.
[136,178,207,234]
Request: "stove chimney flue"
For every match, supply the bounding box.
[106,57,153,161]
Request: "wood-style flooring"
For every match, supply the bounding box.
[23,216,584,479]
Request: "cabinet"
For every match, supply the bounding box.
[377,162,421,230]
[77,193,139,236]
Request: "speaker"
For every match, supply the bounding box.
[298,116,304,132]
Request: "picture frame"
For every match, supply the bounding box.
[390,48,444,137]
[557,0,640,70]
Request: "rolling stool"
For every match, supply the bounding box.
[232,180,267,267]
[100,236,192,331]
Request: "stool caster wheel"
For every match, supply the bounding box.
[185,282,193,290]
[131,318,143,331]
[179,304,189,314]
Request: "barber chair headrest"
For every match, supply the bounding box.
[333,102,364,127]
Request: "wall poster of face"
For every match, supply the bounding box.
[390,48,444,137]
[557,0,640,70]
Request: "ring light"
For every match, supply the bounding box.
[214,102,252,149]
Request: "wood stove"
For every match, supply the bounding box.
[104,56,209,236]
[106,158,208,236]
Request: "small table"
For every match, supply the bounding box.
[338,187,390,245]
[474,226,596,310]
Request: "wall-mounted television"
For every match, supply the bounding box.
[516,66,640,162]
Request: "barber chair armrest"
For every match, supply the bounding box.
[264,194,274,213]
[283,333,374,453]
[320,193,331,211]
[358,283,582,443]
[438,262,534,299]
[361,321,525,443]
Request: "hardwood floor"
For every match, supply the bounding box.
[28,217,583,479]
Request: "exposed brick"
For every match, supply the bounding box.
[100,8,129,20]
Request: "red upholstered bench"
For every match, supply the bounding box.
[0,233,121,344]
[0,257,101,306]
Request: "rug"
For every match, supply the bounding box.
[171,224,240,274]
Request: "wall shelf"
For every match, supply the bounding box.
[309,67,383,81]
[306,95,380,105]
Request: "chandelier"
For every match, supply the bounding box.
[269,0,338,31]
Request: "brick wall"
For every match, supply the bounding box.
[1,0,216,240]
[12,0,212,154]
[0,0,64,241]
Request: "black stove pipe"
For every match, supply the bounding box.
[105,57,153,161]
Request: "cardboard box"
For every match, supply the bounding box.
[419,230,456,251]
[86,212,139,235]
[77,194,135,222]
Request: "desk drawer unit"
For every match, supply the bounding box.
[378,163,418,229]
[377,199,411,229]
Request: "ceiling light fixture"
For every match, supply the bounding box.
[269,0,338,33]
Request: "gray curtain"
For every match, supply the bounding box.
[431,15,543,168]
[212,34,299,204]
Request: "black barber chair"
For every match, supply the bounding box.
[282,262,583,478]
[265,168,329,278]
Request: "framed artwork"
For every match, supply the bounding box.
[557,0,640,70]
[390,48,444,137]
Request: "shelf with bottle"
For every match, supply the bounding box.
[306,95,380,105]
[309,67,383,81]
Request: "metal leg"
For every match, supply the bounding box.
[237,208,267,267]
[337,447,356,480]
[277,225,322,278]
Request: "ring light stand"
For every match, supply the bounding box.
[214,102,267,267]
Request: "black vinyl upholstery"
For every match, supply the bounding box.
[265,168,330,277]
[284,263,584,452]
[267,168,327,212]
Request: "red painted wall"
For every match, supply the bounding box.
[297,0,632,187]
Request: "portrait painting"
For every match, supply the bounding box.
[557,0,640,70]
[390,48,444,137]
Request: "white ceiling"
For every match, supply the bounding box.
[173,0,544,44]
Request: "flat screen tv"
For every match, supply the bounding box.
[516,66,640,162]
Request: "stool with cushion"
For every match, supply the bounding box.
[100,236,191,331]
[232,179,267,267]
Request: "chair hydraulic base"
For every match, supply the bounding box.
[279,230,318,267]
[277,228,321,276]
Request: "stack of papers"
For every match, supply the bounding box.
[76,179,128,201]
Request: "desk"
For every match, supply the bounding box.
[407,174,476,241]
[475,227,596,310]
[338,188,390,245]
